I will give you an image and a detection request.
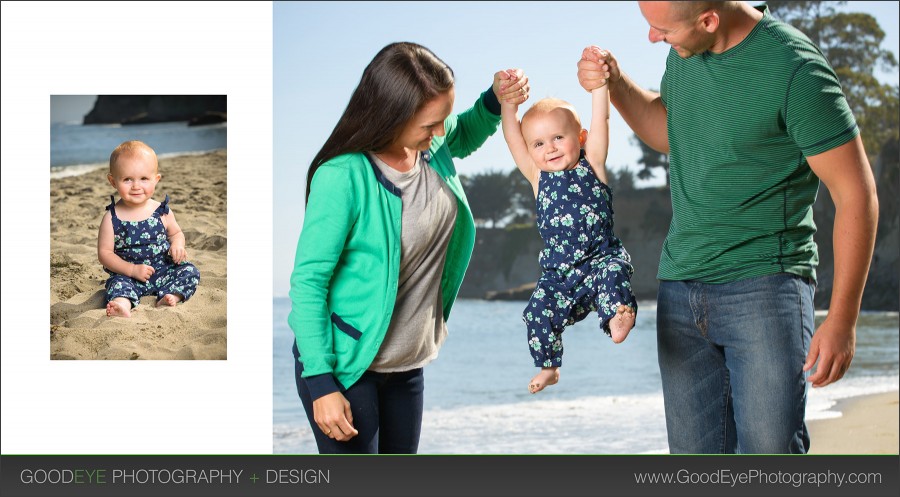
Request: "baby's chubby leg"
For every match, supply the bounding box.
[529,367,560,394]
[152,263,197,307]
[106,297,133,318]
[609,304,636,343]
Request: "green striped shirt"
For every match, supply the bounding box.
[658,5,858,283]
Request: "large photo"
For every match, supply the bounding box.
[273,1,898,454]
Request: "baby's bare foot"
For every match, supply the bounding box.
[156,294,183,307]
[106,299,132,318]
[609,305,636,343]
[529,367,560,394]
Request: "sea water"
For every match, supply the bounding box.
[50,121,226,177]
[272,298,899,454]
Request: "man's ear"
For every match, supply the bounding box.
[579,129,588,147]
[699,10,719,33]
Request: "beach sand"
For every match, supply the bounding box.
[50,150,227,360]
[808,391,899,454]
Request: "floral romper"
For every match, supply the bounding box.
[104,195,200,308]
[524,153,637,367]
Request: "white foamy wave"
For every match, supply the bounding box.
[805,374,899,421]
[273,422,317,454]
[157,148,226,160]
[274,393,670,454]
[420,392,668,454]
[274,378,899,454]
[50,162,107,179]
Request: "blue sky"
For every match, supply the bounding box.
[272,1,900,296]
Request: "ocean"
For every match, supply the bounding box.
[50,121,227,177]
[272,298,899,454]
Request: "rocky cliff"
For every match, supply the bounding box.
[460,187,670,304]
[83,95,226,125]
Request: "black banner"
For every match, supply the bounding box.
[2,454,898,497]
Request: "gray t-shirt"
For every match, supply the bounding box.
[369,152,458,372]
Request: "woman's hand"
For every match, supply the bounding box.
[312,391,359,442]
[493,68,530,105]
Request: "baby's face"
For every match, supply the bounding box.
[107,152,161,207]
[521,109,583,173]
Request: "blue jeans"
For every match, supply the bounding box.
[657,273,815,454]
[293,342,424,454]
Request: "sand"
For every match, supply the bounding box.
[49,150,227,360]
[808,391,899,454]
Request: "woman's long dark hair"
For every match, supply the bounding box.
[305,42,455,202]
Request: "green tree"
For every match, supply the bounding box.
[460,169,517,228]
[607,164,637,193]
[508,169,536,224]
[630,131,669,185]
[768,1,900,158]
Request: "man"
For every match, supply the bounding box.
[578,1,878,453]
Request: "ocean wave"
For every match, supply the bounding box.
[50,162,107,179]
[805,374,899,421]
[274,377,898,454]
[157,148,226,160]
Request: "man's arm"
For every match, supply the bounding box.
[803,134,879,387]
[577,46,669,153]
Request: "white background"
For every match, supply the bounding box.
[1,2,273,454]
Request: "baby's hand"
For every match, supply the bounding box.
[131,264,155,282]
[169,245,187,265]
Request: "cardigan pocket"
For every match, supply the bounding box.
[330,312,362,340]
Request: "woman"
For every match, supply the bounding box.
[289,42,529,453]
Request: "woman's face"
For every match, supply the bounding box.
[391,88,455,152]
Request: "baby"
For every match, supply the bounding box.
[97,140,200,317]
[500,67,637,393]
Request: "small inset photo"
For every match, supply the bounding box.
[50,95,227,360]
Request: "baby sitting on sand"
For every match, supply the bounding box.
[97,140,200,317]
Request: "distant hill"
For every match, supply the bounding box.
[83,95,226,126]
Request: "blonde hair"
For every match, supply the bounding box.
[109,140,158,174]
[521,97,582,130]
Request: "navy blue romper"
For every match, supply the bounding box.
[524,154,637,367]
[104,195,200,308]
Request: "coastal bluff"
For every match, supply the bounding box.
[460,187,670,305]
[83,95,226,125]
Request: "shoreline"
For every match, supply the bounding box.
[808,390,899,454]
[50,147,228,179]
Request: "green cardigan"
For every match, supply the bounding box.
[289,89,501,400]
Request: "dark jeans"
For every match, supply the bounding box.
[293,342,424,454]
